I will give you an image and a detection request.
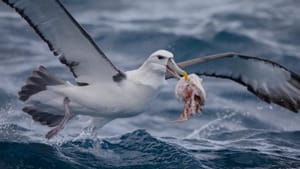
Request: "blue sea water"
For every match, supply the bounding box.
[0,0,300,168]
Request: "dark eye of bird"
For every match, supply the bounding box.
[157,55,165,60]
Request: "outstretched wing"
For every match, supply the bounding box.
[3,0,125,84]
[178,52,300,113]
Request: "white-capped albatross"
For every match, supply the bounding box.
[2,0,300,139]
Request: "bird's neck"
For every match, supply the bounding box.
[126,65,167,89]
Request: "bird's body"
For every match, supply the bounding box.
[22,52,173,139]
[26,57,168,120]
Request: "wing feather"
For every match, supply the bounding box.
[178,52,300,113]
[2,0,125,84]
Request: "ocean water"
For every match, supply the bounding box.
[0,0,300,168]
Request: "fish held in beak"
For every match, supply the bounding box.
[174,74,206,122]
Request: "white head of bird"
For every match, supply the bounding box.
[134,49,186,88]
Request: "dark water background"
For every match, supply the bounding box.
[0,0,300,168]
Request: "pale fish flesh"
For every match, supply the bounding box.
[175,74,206,122]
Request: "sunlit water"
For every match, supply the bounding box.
[0,0,300,168]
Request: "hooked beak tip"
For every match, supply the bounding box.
[167,58,187,79]
[183,72,189,80]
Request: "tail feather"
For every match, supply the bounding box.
[18,66,65,101]
[23,106,63,127]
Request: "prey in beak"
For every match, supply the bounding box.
[164,56,206,122]
[174,74,206,122]
[166,58,188,80]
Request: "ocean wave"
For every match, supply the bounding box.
[1,129,300,169]
[0,130,204,169]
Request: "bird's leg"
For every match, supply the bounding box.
[46,97,71,139]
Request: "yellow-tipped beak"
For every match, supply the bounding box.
[183,72,188,81]
[166,58,187,79]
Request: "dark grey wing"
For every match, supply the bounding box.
[3,0,125,84]
[178,52,300,113]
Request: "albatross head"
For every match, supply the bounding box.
[136,50,186,87]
